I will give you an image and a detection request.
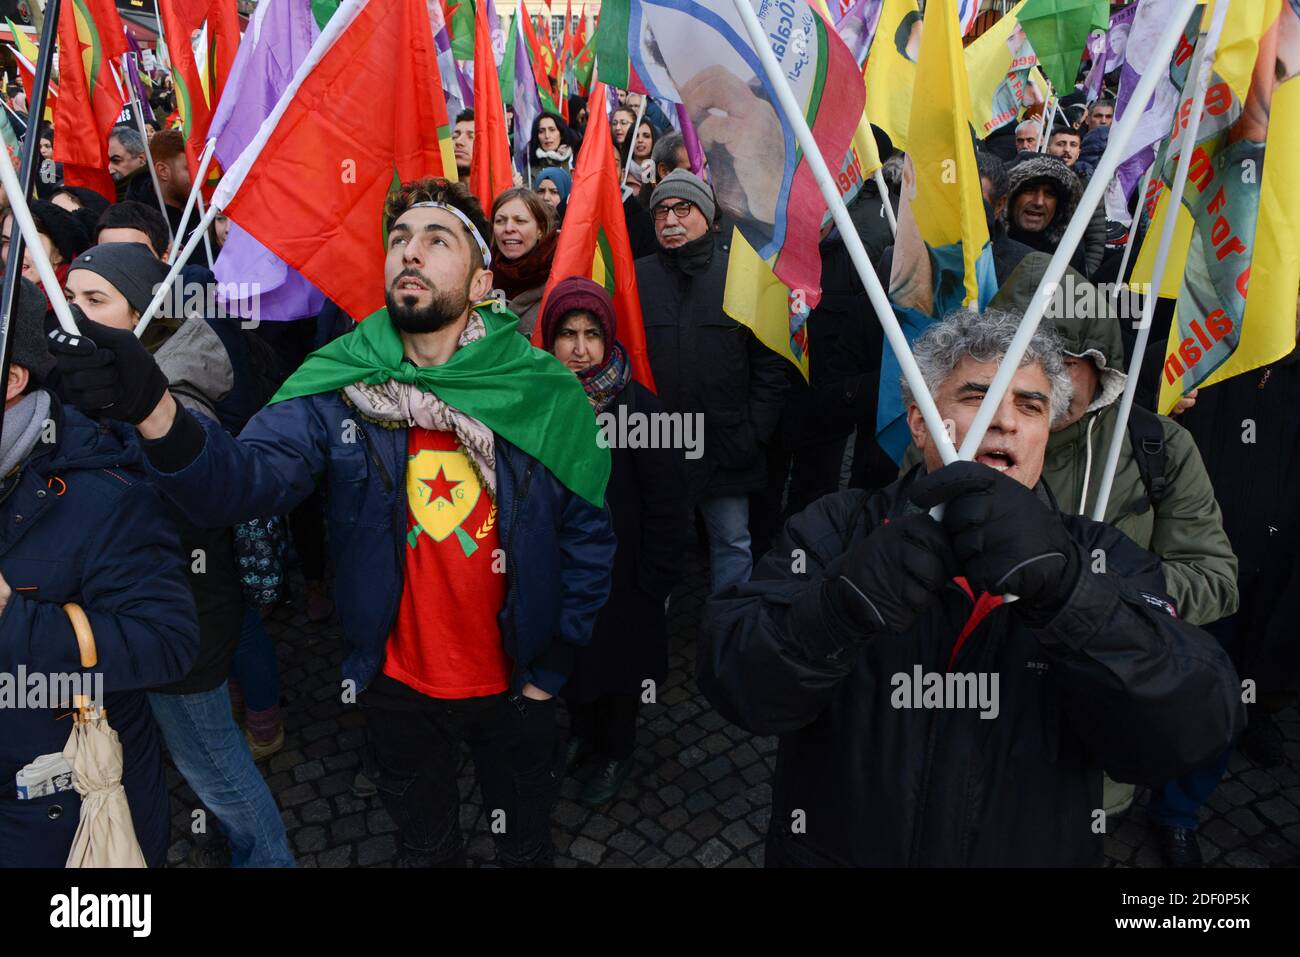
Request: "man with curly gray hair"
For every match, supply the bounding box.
[901,308,1072,490]
[698,309,1244,867]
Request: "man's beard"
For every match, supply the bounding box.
[385,272,471,334]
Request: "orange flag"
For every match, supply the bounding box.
[158,0,240,187]
[468,0,512,212]
[54,0,127,200]
[218,0,454,322]
[520,8,556,106]
[534,83,655,391]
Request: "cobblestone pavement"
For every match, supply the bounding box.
[164,548,1300,868]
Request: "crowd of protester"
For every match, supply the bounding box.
[0,68,1294,871]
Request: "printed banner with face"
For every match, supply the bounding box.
[626,0,866,306]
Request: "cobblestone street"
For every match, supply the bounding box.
[164,548,1300,869]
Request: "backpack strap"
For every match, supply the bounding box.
[1125,405,1168,511]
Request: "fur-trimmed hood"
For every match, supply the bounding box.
[1002,154,1083,246]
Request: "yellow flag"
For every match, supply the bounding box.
[723,231,810,381]
[965,1,1030,137]
[864,0,920,151]
[891,0,991,309]
[1153,0,1298,411]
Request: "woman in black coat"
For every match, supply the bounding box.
[541,277,688,807]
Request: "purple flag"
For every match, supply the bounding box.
[513,17,542,175]
[123,29,155,123]
[676,102,705,176]
[830,0,884,68]
[1113,0,1197,201]
[1083,2,1138,102]
[208,0,326,323]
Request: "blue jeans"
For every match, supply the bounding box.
[1148,616,1237,830]
[699,495,753,594]
[148,682,295,867]
[232,608,279,711]
[1148,750,1233,830]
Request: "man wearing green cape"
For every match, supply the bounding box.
[51,178,617,868]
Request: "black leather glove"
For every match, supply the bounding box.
[827,512,956,637]
[909,461,1081,623]
[47,309,170,425]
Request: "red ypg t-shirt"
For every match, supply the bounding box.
[382,428,511,698]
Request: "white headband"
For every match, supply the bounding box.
[405,201,492,267]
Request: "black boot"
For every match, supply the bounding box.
[1156,825,1203,868]
[1239,708,1287,767]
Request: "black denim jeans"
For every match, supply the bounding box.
[361,689,562,867]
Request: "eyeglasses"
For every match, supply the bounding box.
[652,200,696,222]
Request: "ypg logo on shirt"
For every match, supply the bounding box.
[406,444,496,557]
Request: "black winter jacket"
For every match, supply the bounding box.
[636,238,789,503]
[699,474,1245,867]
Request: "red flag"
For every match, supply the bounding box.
[220,0,455,322]
[158,0,240,185]
[520,8,556,105]
[10,46,59,123]
[533,83,654,391]
[468,0,512,212]
[535,14,558,81]
[53,0,127,200]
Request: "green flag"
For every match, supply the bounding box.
[448,0,476,61]
[311,0,341,30]
[594,0,631,89]
[271,305,611,507]
[500,9,518,104]
[1017,0,1109,94]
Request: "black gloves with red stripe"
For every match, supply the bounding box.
[910,461,1082,625]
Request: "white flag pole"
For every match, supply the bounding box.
[1090,0,1229,522]
[120,54,174,247]
[1109,161,1155,311]
[194,190,216,265]
[133,204,219,339]
[0,149,78,334]
[211,0,368,210]
[621,96,647,190]
[168,138,216,265]
[952,0,1200,465]
[137,0,370,339]
[874,168,897,236]
[728,0,958,463]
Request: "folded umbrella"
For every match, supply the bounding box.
[61,603,146,868]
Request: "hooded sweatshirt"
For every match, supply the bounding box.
[992,254,1238,626]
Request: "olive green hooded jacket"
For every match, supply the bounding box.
[996,255,1238,625]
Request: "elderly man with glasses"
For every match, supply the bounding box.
[635,170,789,594]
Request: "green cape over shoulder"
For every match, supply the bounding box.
[270,305,610,507]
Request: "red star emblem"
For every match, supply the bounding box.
[421,466,462,506]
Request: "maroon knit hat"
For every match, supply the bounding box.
[540,276,617,352]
